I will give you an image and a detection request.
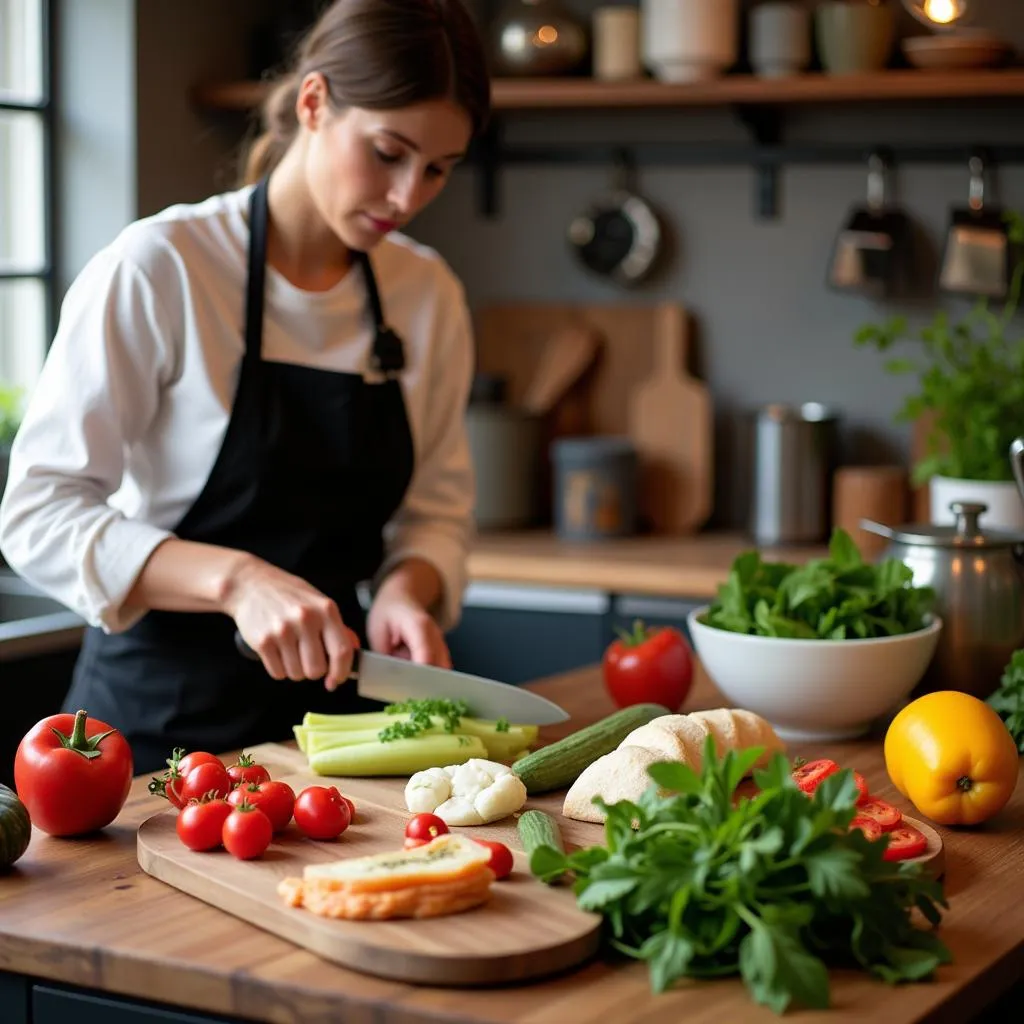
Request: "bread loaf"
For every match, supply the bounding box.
[562,708,785,823]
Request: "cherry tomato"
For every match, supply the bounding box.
[882,824,929,862]
[849,814,884,842]
[221,802,273,860]
[342,794,356,820]
[176,751,223,777]
[791,758,840,795]
[855,797,902,832]
[602,620,693,713]
[405,813,449,843]
[179,761,233,803]
[228,780,295,832]
[293,785,352,840]
[473,838,514,880]
[175,797,232,852]
[226,753,271,789]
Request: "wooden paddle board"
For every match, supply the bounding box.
[627,303,714,534]
[137,743,601,987]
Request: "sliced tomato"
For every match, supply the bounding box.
[849,814,884,842]
[882,824,929,862]
[855,797,902,832]
[852,771,870,805]
[792,758,840,795]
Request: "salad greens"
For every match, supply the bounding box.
[700,528,934,640]
[529,739,951,1014]
[987,649,1024,753]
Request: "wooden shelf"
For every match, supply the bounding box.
[192,68,1024,114]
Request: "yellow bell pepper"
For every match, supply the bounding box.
[884,691,1019,826]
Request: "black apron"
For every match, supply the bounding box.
[63,177,415,775]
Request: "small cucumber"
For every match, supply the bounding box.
[517,809,565,857]
[511,703,670,794]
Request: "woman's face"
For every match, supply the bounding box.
[300,82,472,251]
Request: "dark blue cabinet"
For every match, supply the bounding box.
[32,983,242,1024]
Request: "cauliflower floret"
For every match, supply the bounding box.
[474,771,527,822]
[404,767,452,814]
[406,758,526,825]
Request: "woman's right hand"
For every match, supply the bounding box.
[222,555,359,691]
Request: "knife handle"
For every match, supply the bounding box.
[233,629,361,679]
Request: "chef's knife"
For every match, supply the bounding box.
[233,631,569,725]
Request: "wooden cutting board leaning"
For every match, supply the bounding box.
[627,303,713,534]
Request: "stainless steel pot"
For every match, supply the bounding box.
[861,501,1024,700]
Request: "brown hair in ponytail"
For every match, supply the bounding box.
[241,0,491,185]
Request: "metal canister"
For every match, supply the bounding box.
[750,402,840,545]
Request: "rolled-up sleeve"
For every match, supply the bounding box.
[374,280,476,631]
[0,250,176,632]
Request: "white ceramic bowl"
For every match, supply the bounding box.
[687,607,943,742]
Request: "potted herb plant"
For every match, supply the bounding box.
[0,381,24,502]
[854,210,1024,530]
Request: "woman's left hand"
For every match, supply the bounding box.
[367,593,451,667]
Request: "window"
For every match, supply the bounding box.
[0,0,51,398]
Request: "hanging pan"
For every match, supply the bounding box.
[567,148,663,288]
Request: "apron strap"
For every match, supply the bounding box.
[244,178,271,364]
[355,249,405,377]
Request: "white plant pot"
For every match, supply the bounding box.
[929,475,1024,532]
[641,0,739,83]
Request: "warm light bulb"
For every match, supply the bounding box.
[901,0,969,27]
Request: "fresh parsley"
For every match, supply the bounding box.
[529,738,951,1014]
[377,698,471,743]
[495,717,510,733]
[987,649,1024,753]
[700,528,935,640]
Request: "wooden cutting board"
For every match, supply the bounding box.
[627,303,714,534]
[136,743,602,988]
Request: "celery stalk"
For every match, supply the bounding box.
[293,725,309,753]
[305,726,445,753]
[308,734,488,776]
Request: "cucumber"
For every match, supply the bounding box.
[517,809,565,856]
[511,703,670,794]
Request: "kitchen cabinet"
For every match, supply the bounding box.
[446,582,609,684]
[31,983,242,1024]
[0,971,29,1024]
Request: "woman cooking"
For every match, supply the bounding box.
[0,0,489,774]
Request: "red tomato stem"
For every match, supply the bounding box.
[49,708,115,760]
[615,618,651,648]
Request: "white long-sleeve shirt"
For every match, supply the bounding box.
[0,185,476,633]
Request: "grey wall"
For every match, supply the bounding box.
[404,0,1024,525]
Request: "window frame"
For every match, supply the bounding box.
[0,0,56,351]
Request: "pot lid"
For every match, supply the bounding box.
[861,501,1024,548]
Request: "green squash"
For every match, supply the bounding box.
[0,782,31,869]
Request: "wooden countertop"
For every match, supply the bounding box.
[466,530,829,598]
[1,669,1022,1024]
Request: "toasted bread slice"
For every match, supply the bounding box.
[301,833,492,894]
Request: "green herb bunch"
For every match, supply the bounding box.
[701,528,934,640]
[987,649,1024,753]
[854,210,1024,484]
[377,697,471,742]
[529,739,951,1014]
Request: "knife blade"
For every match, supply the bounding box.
[233,630,569,725]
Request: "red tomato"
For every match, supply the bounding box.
[228,780,295,832]
[852,771,870,805]
[855,797,902,832]
[293,786,352,840]
[849,814,884,842]
[791,758,840,795]
[342,794,356,820]
[221,802,273,860]
[226,753,271,789]
[179,761,233,803]
[14,708,133,837]
[175,751,223,777]
[882,824,929,862]
[176,797,232,852]
[602,620,693,712]
[473,838,514,880]
[405,813,449,842]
